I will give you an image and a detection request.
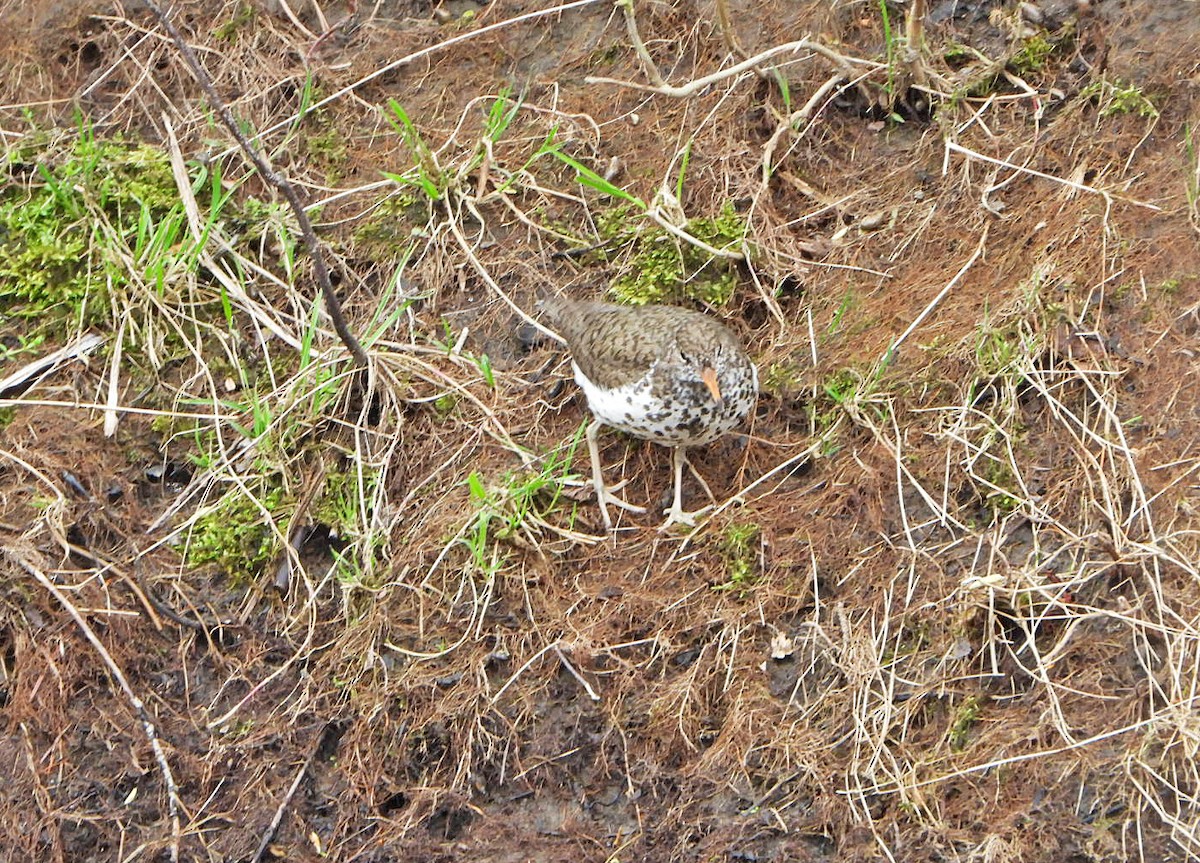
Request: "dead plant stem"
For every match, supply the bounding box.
[13,552,183,862]
[587,38,880,97]
[619,0,665,87]
[714,0,748,60]
[944,140,1162,212]
[881,225,989,366]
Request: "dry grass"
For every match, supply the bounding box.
[1,0,1199,860]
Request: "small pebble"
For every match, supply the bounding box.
[860,211,887,231]
[1019,2,1044,25]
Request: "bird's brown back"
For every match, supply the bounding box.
[538,297,744,390]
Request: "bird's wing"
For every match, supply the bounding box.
[569,307,677,390]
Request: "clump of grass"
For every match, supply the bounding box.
[1080,78,1158,118]
[875,0,907,123]
[458,432,584,578]
[715,522,761,590]
[303,115,350,184]
[0,130,180,325]
[941,40,975,67]
[761,360,807,395]
[821,368,862,406]
[212,3,255,41]
[977,452,1022,518]
[974,320,1025,378]
[947,23,1074,102]
[315,468,387,593]
[0,122,251,352]
[948,695,982,751]
[821,365,889,417]
[383,88,526,208]
[383,99,447,203]
[352,194,426,257]
[1156,277,1182,296]
[313,469,378,540]
[1007,33,1055,75]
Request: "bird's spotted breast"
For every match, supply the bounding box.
[573,358,755,447]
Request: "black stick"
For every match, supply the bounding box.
[144,0,370,370]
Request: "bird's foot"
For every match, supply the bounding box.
[597,478,647,514]
[589,478,647,530]
[659,503,711,531]
[598,485,647,514]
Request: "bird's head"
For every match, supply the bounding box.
[678,342,728,405]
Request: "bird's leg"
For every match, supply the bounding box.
[586,419,613,529]
[685,456,716,504]
[661,446,711,529]
[586,419,646,529]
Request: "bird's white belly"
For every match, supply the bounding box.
[572,361,737,446]
[574,363,656,426]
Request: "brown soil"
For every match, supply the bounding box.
[2,0,1200,861]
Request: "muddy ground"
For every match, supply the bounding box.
[2,0,1200,860]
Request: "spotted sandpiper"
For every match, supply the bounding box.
[538,296,758,528]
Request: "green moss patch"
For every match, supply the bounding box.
[599,202,748,306]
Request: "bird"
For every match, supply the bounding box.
[538,296,758,529]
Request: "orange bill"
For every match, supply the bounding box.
[701,366,723,404]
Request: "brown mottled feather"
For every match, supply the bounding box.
[538,297,744,390]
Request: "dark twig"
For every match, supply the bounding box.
[143,0,369,370]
